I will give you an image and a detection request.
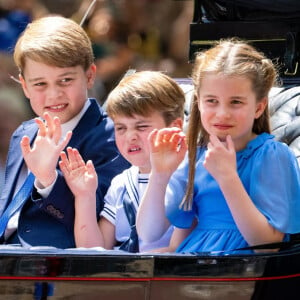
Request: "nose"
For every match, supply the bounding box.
[216,104,230,119]
[47,85,63,100]
[126,129,138,141]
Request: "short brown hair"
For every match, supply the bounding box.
[106,71,185,126]
[14,16,94,75]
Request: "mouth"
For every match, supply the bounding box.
[213,124,233,130]
[128,146,142,153]
[46,104,68,112]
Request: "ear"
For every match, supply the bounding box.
[255,97,267,119]
[19,74,30,99]
[86,63,97,89]
[169,117,183,130]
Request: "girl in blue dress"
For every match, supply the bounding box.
[136,39,300,254]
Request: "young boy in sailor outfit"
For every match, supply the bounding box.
[59,71,185,252]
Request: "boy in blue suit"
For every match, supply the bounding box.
[0,16,130,248]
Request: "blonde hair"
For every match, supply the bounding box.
[106,71,185,125]
[182,39,278,210]
[14,16,94,75]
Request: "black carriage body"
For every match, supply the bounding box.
[0,246,300,300]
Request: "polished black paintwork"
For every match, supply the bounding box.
[0,245,299,299]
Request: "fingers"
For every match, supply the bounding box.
[43,113,61,144]
[35,117,47,137]
[209,134,222,146]
[59,131,72,151]
[226,135,235,152]
[59,150,69,170]
[72,148,85,168]
[59,159,68,175]
[209,134,233,150]
[149,127,184,149]
[35,112,56,138]
[52,116,62,144]
[170,131,186,153]
[35,113,63,143]
[44,113,56,135]
[66,147,79,169]
[86,160,96,176]
[60,147,86,171]
[205,135,236,167]
[60,147,90,184]
[35,113,72,150]
[20,136,31,156]
[148,129,158,150]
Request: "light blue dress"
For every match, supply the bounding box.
[166,133,300,254]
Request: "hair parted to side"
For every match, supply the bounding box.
[181,38,278,211]
[106,71,185,126]
[14,16,94,75]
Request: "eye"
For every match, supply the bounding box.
[231,99,243,105]
[33,82,46,87]
[59,78,73,85]
[115,126,126,133]
[137,125,151,131]
[204,98,218,104]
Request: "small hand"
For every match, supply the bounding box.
[59,147,98,198]
[148,127,187,175]
[21,112,72,187]
[203,134,237,181]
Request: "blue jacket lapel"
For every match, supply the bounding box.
[68,99,102,147]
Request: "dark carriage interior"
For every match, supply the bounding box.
[188,0,300,165]
[189,0,300,81]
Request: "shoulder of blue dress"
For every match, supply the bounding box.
[236,133,274,159]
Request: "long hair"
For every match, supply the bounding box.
[181,39,278,210]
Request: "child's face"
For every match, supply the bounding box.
[20,59,96,124]
[113,111,168,174]
[198,74,266,151]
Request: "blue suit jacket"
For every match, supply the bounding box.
[0,99,130,248]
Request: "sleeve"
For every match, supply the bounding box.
[165,154,196,229]
[100,174,124,226]
[34,172,58,199]
[250,141,300,233]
